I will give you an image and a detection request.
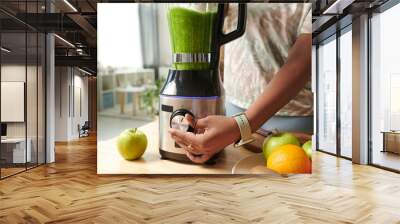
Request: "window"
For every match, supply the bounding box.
[0,1,46,179]
[370,3,400,171]
[317,35,337,154]
[339,27,352,158]
[97,4,142,68]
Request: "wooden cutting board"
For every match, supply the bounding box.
[97,120,256,174]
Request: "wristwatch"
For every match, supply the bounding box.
[232,112,254,147]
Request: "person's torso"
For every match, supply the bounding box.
[223,3,313,116]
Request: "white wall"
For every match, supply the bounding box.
[55,67,69,141]
[1,65,26,81]
[1,63,46,163]
[1,65,35,138]
[71,74,89,138]
[55,67,89,141]
[1,82,25,122]
[1,65,27,142]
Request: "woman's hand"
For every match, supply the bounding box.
[168,115,240,164]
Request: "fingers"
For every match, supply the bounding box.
[185,151,211,164]
[171,132,191,148]
[183,114,195,128]
[195,117,209,129]
[168,128,204,148]
[171,132,208,163]
[193,117,210,134]
[171,134,204,155]
[168,116,214,164]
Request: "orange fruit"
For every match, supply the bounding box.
[266,144,311,174]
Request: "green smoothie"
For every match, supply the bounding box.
[168,7,216,70]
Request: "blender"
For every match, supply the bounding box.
[159,3,247,163]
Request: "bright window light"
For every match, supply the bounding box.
[97,3,143,70]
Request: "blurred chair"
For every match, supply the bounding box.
[126,72,141,86]
[99,75,116,110]
[78,121,90,138]
[116,73,128,88]
[102,75,114,91]
[142,68,155,85]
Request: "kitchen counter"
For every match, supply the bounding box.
[97,120,257,174]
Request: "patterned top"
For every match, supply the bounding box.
[223,3,313,116]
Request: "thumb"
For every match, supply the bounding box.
[184,114,195,127]
[195,117,209,130]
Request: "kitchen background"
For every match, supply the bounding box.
[97,1,400,173]
[97,3,170,142]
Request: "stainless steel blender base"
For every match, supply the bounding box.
[160,3,247,164]
[159,95,224,161]
[158,69,224,164]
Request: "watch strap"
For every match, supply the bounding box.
[233,113,254,147]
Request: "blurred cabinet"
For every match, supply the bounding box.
[382,131,400,154]
[1,138,32,164]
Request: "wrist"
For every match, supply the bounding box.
[231,112,254,147]
[229,117,241,140]
[244,110,256,133]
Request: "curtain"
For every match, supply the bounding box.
[138,4,160,79]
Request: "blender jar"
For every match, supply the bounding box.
[167,3,218,70]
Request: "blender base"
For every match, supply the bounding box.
[159,149,221,165]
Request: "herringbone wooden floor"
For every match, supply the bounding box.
[1,135,400,224]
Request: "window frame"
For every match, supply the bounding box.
[0,1,48,180]
[367,0,400,173]
[315,22,353,161]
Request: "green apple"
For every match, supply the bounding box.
[262,132,300,160]
[302,140,312,159]
[117,128,147,160]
